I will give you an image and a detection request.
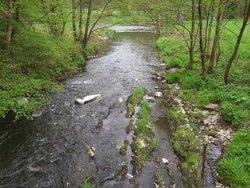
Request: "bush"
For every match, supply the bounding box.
[0,29,84,119]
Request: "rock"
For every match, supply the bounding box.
[17,98,28,106]
[204,104,219,111]
[155,92,163,98]
[125,173,133,180]
[154,86,159,89]
[162,158,169,164]
[160,63,165,67]
[157,76,162,80]
[76,94,101,104]
[161,80,166,83]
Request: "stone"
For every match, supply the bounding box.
[204,103,219,111]
[162,158,169,164]
[155,92,163,98]
[154,86,159,89]
[157,76,162,80]
[126,173,133,180]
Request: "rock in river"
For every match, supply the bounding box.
[155,92,163,98]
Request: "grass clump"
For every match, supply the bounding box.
[169,106,186,123]
[172,125,199,158]
[127,86,147,117]
[81,177,96,188]
[120,140,129,157]
[132,100,157,175]
[218,130,250,187]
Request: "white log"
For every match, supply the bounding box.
[76,94,101,104]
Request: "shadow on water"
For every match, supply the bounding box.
[0,26,185,188]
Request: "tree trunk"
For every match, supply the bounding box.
[72,0,77,40]
[206,16,213,57]
[79,0,84,40]
[224,1,250,84]
[198,0,206,77]
[82,0,92,49]
[188,0,195,69]
[5,0,13,50]
[208,0,222,72]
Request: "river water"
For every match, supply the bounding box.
[0,26,185,188]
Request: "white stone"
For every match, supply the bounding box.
[155,92,163,98]
[162,158,169,164]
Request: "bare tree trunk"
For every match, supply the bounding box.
[79,0,84,40]
[208,0,222,72]
[198,0,206,77]
[188,0,195,69]
[206,15,213,57]
[224,0,250,84]
[72,0,77,40]
[82,0,92,49]
[5,0,13,50]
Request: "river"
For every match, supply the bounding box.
[0,26,185,188]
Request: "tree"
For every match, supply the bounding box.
[224,0,250,84]
[198,0,206,77]
[71,0,77,40]
[208,0,222,72]
[5,0,13,50]
[81,0,111,49]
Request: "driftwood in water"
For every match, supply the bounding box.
[85,143,95,158]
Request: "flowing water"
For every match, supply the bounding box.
[0,26,185,188]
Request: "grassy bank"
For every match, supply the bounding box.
[0,28,113,120]
[156,20,250,186]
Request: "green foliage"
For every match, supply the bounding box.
[169,106,186,122]
[132,99,157,173]
[219,130,250,187]
[81,177,96,188]
[0,29,84,120]
[221,102,247,126]
[182,153,200,170]
[172,125,199,157]
[165,72,180,84]
[130,86,147,105]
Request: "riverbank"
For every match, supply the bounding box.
[0,29,115,120]
[156,24,250,186]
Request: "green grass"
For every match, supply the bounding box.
[101,10,150,25]
[218,130,250,187]
[81,177,96,188]
[169,106,186,123]
[157,21,250,128]
[132,100,157,175]
[157,19,250,186]
[127,86,147,117]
